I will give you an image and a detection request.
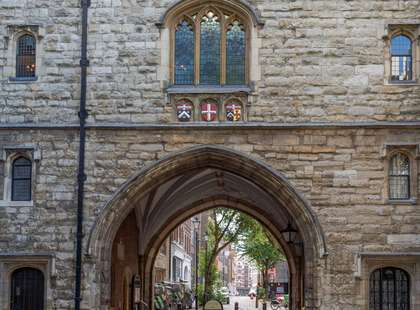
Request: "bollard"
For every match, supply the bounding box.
[262,302,267,310]
[234,302,239,310]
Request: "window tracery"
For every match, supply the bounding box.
[171,4,249,86]
[165,1,261,122]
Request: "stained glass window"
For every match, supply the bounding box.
[226,21,246,85]
[391,35,413,81]
[16,34,36,79]
[389,153,410,200]
[175,20,195,84]
[200,11,221,85]
[12,157,32,201]
[369,267,409,310]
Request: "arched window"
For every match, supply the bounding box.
[369,267,410,310]
[200,10,221,85]
[172,5,247,86]
[226,20,246,85]
[16,34,36,78]
[12,157,32,201]
[175,20,195,84]
[390,35,413,81]
[389,153,410,200]
[11,267,44,310]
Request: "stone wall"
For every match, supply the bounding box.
[1,0,420,308]
[1,0,420,124]
[1,127,419,308]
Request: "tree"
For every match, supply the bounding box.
[236,219,285,298]
[200,208,253,303]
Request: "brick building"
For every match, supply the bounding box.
[0,0,420,309]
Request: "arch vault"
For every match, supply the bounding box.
[86,145,328,309]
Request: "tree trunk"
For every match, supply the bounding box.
[262,269,269,300]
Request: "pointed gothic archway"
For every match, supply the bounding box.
[86,145,328,309]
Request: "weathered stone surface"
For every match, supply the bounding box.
[1,0,420,309]
[1,0,420,123]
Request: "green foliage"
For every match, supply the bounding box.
[201,208,254,300]
[257,287,266,300]
[237,218,285,271]
[199,208,284,303]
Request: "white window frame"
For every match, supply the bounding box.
[0,145,40,207]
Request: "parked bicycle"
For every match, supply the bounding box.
[270,294,288,310]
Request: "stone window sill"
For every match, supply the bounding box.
[385,79,418,86]
[166,84,252,94]
[0,200,34,207]
[8,76,38,83]
[387,198,417,205]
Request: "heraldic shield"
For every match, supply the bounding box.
[225,102,242,121]
[201,102,217,122]
[176,101,193,122]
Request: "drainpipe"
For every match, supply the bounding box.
[75,0,90,309]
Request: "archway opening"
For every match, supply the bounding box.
[87,146,327,310]
[149,207,292,310]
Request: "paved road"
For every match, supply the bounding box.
[224,296,286,310]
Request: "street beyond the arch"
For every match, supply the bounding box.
[151,208,290,310]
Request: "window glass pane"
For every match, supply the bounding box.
[175,20,194,85]
[16,35,36,78]
[200,11,221,85]
[389,153,410,200]
[13,164,32,179]
[369,268,410,310]
[390,35,412,81]
[12,180,31,201]
[389,176,409,200]
[226,20,245,85]
[12,157,32,201]
[391,35,412,55]
[390,153,409,175]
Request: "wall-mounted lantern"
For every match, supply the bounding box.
[280,221,297,244]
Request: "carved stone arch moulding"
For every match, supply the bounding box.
[157,0,265,28]
[86,145,328,309]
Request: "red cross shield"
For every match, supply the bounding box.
[200,102,217,122]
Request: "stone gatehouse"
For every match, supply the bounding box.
[0,0,419,309]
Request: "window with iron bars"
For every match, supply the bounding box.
[389,153,410,200]
[16,34,36,79]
